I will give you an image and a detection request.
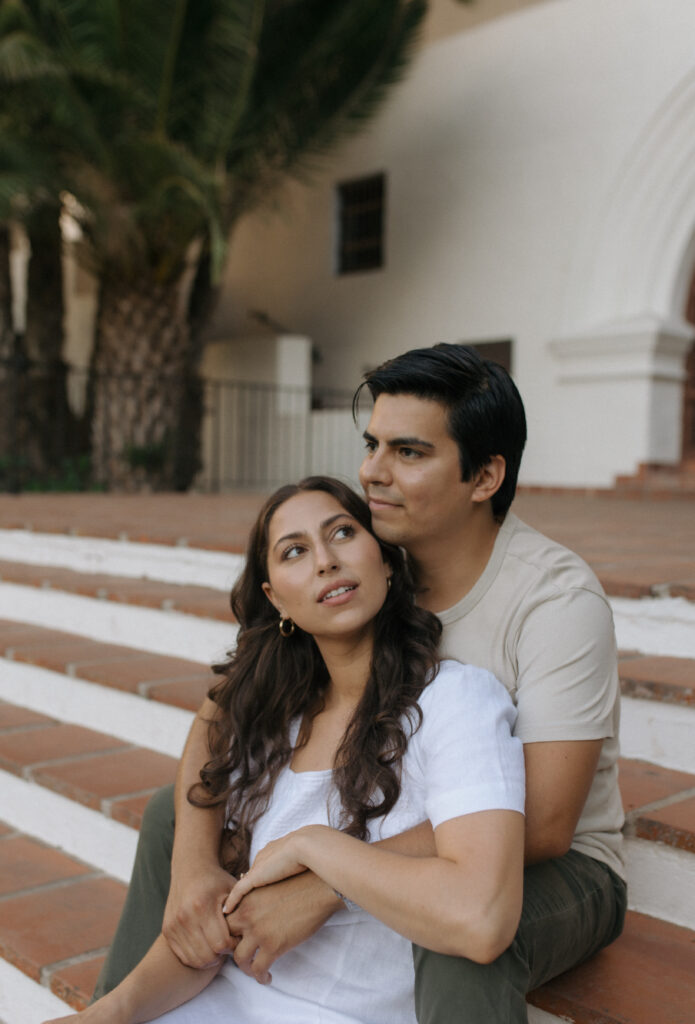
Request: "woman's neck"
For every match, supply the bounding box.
[290,632,373,773]
[317,630,373,711]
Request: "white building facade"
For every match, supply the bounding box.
[207,0,695,489]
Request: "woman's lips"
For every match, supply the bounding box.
[317,581,359,604]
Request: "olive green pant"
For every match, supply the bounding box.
[94,784,627,1022]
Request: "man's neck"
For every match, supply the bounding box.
[410,511,502,614]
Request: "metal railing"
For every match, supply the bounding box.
[0,355,361,493]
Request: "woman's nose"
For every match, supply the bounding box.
[318,562,338,575]
[316,542,339,574]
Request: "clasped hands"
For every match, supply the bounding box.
[163,826,337,986]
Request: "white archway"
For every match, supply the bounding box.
[551,68,695,477]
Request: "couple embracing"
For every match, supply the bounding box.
[48,344,625,1024]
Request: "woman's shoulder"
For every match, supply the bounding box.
[415,659,517,733]
[422,659,513,706]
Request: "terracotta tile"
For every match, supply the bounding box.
[109,791,156,829]
[0,620,53,652]
[73,653,208,694]
[619,656,695,705]
[619,759,695,812]
[529,911,695,1024]
[49,954,105,1011]
[146,674,212,711]
[0,701,55,730]
[33,747,178,809]
[0,876,125,980]
[9,633,134,675]
[635,795,695,853]
[0,836,91,895]
[0,723,127,775]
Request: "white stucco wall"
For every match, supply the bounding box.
[211,0,695,487]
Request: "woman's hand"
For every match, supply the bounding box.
[223,826,326,914]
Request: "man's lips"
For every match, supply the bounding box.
[367,494,402,510]
[317,580,359,603]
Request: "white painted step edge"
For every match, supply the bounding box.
[0,958,76,1024]
[0,660,194,759]
[0,582,236,665]
[610,595,695,659]
[625,836,695,932]
[1,770,136,883]
[0,528,694,660]
[0,529,244,592]
[620,694,695,774]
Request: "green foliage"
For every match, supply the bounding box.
[123,440,168,474]
[0,0,428,284]
[0,453,101,492]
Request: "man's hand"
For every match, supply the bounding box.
[224,870,342,985]
[162,862,238,968]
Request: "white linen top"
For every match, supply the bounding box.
[156,660,525,1024]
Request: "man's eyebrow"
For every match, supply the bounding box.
[273,513,354,550]
[363,430,435,450]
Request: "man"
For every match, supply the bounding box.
[94,344,626,1022]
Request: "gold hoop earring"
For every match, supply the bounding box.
[279,616,295,637]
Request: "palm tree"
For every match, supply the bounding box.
[0,0,428,489]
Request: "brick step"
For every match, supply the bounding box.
[2,613,694,777]
[0,492,268,549]
[1,818,693,1024]
[0,620,213,715]
[2,669,695,923]
[0,820,126,1016]
[528,910,695,1024]
[0,558,234,621]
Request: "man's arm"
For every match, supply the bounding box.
[225,820,436,982]
[162,697,237,967]
[522,738,602,863]
[513,587,619,864]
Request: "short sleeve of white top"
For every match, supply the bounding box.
[391,659,525,837]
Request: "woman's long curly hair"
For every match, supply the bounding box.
[189,476,441,876]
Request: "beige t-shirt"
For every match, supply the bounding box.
[437,512,625,879]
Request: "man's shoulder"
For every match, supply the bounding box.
[500,513,606,600]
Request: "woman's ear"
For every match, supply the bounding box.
[471,455,506,505]
[262,581,282,616]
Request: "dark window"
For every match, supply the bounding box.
[469,339,513,373]
[336,173,385,274]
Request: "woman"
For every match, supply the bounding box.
[45,476,525,1024]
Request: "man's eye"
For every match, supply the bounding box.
[364,439,377,452]
[400,447,421,458]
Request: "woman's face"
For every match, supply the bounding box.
[262,490,391,643]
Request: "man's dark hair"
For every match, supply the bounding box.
[354,343,527,520]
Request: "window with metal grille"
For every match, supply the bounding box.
[336,173,385,274]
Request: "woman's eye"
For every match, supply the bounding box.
[282,544,304,560]
[334,524,355,540]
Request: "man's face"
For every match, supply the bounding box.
[359,393,477,552]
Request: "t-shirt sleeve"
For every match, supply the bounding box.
[415,662,525,830]
[513,588,619,744]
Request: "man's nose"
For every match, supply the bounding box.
[360,447,389,487]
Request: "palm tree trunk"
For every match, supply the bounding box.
[91,275,197,490]
[0,225,12,359]
[23,202,80,481]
